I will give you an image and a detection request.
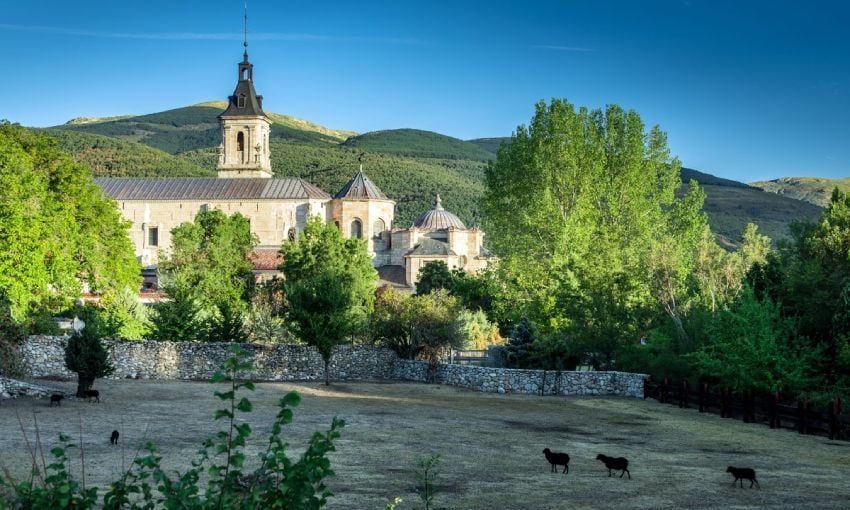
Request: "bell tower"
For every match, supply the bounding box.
[216,6,272,178]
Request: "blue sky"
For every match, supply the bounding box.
[1,0,848,182]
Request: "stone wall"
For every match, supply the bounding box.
[0,377,67,399]
[18,337,645,398]
[393,360,645,398]
[20,336,398,382]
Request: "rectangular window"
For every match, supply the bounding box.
[148,227,159,247]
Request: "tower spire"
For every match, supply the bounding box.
[243,0,249,60]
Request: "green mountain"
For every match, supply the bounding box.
[466,137,510,156]
[341,129,495,161]
[749,176,850,208]
[41,103,825,246]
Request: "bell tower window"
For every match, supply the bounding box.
[237,131,245,152]
[238,95,246,108]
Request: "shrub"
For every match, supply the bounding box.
[64,326,114,398]
[2,345,345,509]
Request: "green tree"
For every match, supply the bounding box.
[455,309,503,350]
[149,286,205,342]
[0,123,139,328]
[503,316,538,369]
[97,286,152,340]
[411,290,462,379]
[483,99,708,362]
[415,261,454,295]
[371,286,417,358]
[158,209,257,313]
[64,326,114,397]
[280,217,377,385]
[690,287,816,395]
[204,300,249,343]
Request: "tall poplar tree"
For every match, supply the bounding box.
[483,100,707,362]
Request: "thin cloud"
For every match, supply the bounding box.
[531,44,594,52]
[0,23,424,45]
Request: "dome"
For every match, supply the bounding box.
[412,195,466,230]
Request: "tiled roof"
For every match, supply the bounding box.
[95,178,331,200]
[334,169,389,200]
[377,265,409,288]
[249,249,283,271]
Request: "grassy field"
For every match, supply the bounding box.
[2,380,848,509]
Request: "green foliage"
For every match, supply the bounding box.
[280,217,377,384]
[246,302,288,344]
[465,137,510,157]
[415,261,454,296]
[0,123,139,325]
[64,326,114,397]
[205,301,249,343]
[413,454,443,510]
[149,286,205,342]
[0,433,98,509]
[0,295,25,377]
[454,309,503,350]
[484,99,706,363]
[503,316,538,369]
[370,287,463,366]
[42,129,213,177]
[341,129,495,161]
[158,209,258,314]
[2,345,345,509]
[690,287,817,394]
[97,286,152,340]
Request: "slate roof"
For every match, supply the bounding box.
[95,178,331,200]
[334,169,389,200]
[220,54,266,118]
[412,194,466,229]
[406,238,457,257]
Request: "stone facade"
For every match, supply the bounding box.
[17,337,645,399]
[119,198,326,268]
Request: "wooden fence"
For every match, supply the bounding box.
[644,378,847,440]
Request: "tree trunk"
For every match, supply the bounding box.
[76,376,94,398]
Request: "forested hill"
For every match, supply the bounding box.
[40,103,823,243]
[749,176,850,208]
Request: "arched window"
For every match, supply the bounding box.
[287,228,297,242]
[350,219,362,239]
[237,131,245,152]
[372,218,385,239]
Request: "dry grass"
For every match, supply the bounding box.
[1,379,849,509]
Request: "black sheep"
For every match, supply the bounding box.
[726,466,759,488]
[84,389,100,403]
[596,454,630,478]
[110,430,120,445]
[49,394,64,407]
[542,448,570,474]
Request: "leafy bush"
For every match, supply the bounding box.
[1,345,345,509]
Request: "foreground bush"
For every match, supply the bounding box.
[0,345,344,509]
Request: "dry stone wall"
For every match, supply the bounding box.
[392,360,645,397]
[18,337,645,398]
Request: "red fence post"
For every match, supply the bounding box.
[661,378,669,404]
[798,398,809,434]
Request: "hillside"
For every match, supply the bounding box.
[749,176,850,207]
[341,129,495,161]
[40,102,827,245]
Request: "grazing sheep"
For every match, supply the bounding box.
[110,430,119,445]
[726,466,759,488]
[596,454,631,478]
[84,389,100,403]
[49,394,64,407]
[542,448,570,474]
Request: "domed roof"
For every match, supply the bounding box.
[412,195,466,230]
